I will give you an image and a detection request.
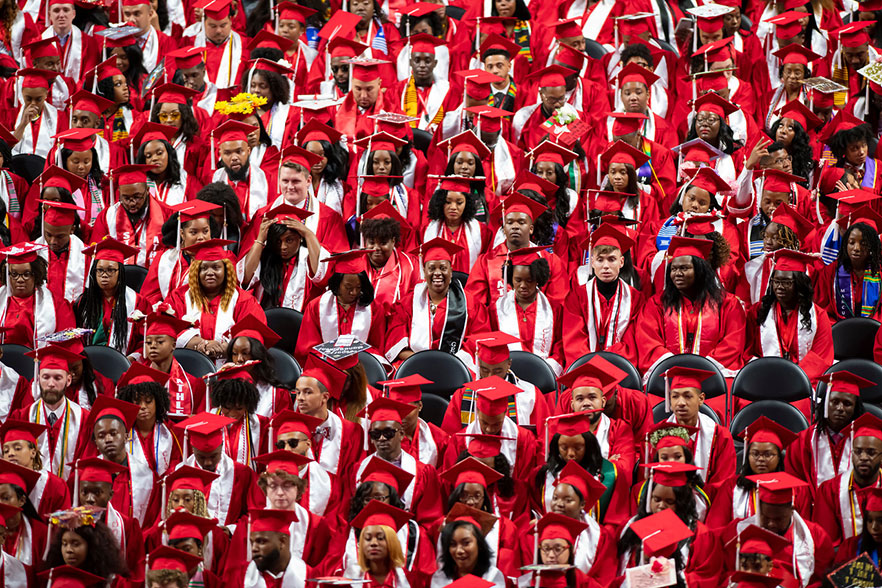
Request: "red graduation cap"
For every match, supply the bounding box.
[642,461,701,486]
[695,11,727,33]
[408,33,444,55]
[468,375,522,416]
[399,2,438,18]
[693,37,734,63]
[25,344,82,372]
[300,352,348,398]
[865,487,882,512]
[167,46,205,70]
[608,112,648,137]
[512,170,557,198]
[411,237,464,262]
[253,449,311,476]
[823,370,876,396]
[130,122,177,150]
[0,459,40,493]
[69,90,115,117]
[458,432,513,459]
[837,204,882,233]
[148,545,203,573]
[845,412,882,442]
[328,36,368,59]
[555,460,606,506]
[818,109,867,144]
[83,57,122,86]
[646,421,698,450]
[457,69,502,100]
[478,33,521,60]
[832,20,873,47]
[83,237,139,264]
[769,203,812,241]
[16,67,57,89]
[249,508,298,534]
[491,191,547,221]
[440,456,503,489]
[175,413,235,453]
[296,119,342,145]
[552,17,583,39]
[207,361,257,384]
[772,43,820,66]
[320,11,362,44]
[247,30,295,53]
[580,222,635,253]
[144,311,192,338]
[200,0,232,20]
[748,471,808,504]
[530,140,578,166]
[264,203,313,225]
[553,410,602,438]
[87,396,139,431]
[37,566,105,588]
[686,166,731,195]
[379,374,431,404]
[737,415,799,450]
[529,64,575,88]
[508,245,549,267]
[364,396,414,425]
[0,242,45,265]
[163,464,220,497]
[151,83,200,106]
[24,37,61,60]
[693,92,739,118]
[617,62,659,87]
[665,235,714,260]
[0,503,20,528]
[769,249,818,274]
[776,99,822,132]
[463,105,510,133]
[117,362,170,388]
[74,457,127,484]
[272,0,315,23]
[438,131,491,159]
[753,168,801,193]
[728,571,787,588]
[470,331,519,365]
[271,409,323,438]
[630,508,693,557]
[351,500,411,531]
[244,57,296,77]
[553,44,589,71]
[660,365,716,390]
[600,140,650,170]
[182,238,235,262]
[38,200,84,227]
[557,354,627,393]
[0,419,46,445]
[279,144,324,170]
[111,164,154,186]
[53,127,100,152]
[676,213,716,237]
[213,120,253,146]
[695,69,728,93]
[359,175,396,198]
[825,189,881,216]
[444,502,497,536]
[353,132,407,154]
[359,199,411,236]
[324,249,370,275]
[766,12,805,40]
[227,314,280,349]
[735,524,791,557]
[537,512,589,544]
[172,200,220,223]
[104,33,139,49]
[349,58,389,82]
[360,456,414,494]
[0,123,17,148]
[439,176,479,194]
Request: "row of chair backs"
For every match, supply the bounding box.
[831,317,880,361]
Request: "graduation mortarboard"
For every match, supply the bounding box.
[408,33,444,55]
[693,37,734,63]
[440,456,503,489]
[327,36,368,59]
[491,191,547,222]
[270,409,323,438]
[693,91,739,118]
[69,90,115,117]
[200,0,232,20]
[844,412,882,442]
[600,140,650,170]
[212,120,253,145]
[580,223,635,254]
[163,465,220,498]
[642,461,701,486]
[457,69,502,100]
[87,396,139,431]
[728,571,787,588]
[832,21,873,47]
[823,370,876,396]
[148,545,203,573]
[609,112,648,136]
[348,59,389,82]
[205,361,258,384]
[765,11,805,40]
[0,459,41,493]
[0,123,17,149]
[358,175,396,198]
[172,200,220,223]
[300,352,348,397]
[552,17,583,39]
[439,176,479,194]
[150,83,200,105]
[529,65,576,88]
[182,239,235,262]
[83,237,138,264]
[468,375,522,416]
[537,512,588,544]
[253,450,311,476]
[175,413,235,453]
[444,575,495,588]
[227,314,281,349]
[247,30,295,53]
[479,33,521,60]
[0,242,45,264]
[110,164,154,186]
[296,119,342,145]
[16,67,56,89]
[364,397,414,425]
[753,168,802,193]
[557,355,626,394]
[25,344,82,373]
[512,170,558,199]
[0,419,46,445]
[37,566,105,588]
[769,249,819,274]
[130,122,177,150]
[817,109,867,145]
[378,374,431,404]
[445,502,497,536]
[24,38,61,60]
[660,365,716,390]
[665,235,714,260]
[350,500,411,531]
[279,144,324,170]
[38,200,84,227]
[458,432,513,459]
[865,487,882,512]
[438,131,491,158]
[323,249,370,275]
[53,128,100,152]
[319,11,362,43]
[629,507,693,557]
[250,508,298,534]
[74,457,127,484]
[471,331,519,364]
[529,140,578,166]
[164,510,218,541]
[360,455,414,494]
[463,105,510,133]
[144,311,192,338]
[773,43,820,66]
[748,471,808,504]
[0,503,20,528]
[836,204,882,233]
[770,202,813,241]
[552,410,601,438]
[776,99,822,132]
[617,62,659,87]
[736,415,799,450]
[686,166,731,194]
[167,46,205,70]
[116,362,170,388]
[411,237,464,262]
[555,460,606,506]
[732,524,791,556]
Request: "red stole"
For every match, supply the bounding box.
[165,360,196,415]
[775,305,799,360]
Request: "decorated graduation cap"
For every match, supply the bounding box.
[580,222,635,254]
[360,456,414,494]
[0,419,46,446]
[16,67,57,89]
[646,422,697,456]
[411,237,464,263]
[148,545,203,573]
[630,507,693,557]
[775,99,822,132]
[749,471,808,504]
[772,43,820,66]
[836,204,882,233]
[350,500,411,531]
[83,237,139,264]
[470,331,519,365]
[737,415,798,451]
[832,20,873,47]
[182,238,235,262]
[457,69,502,100]
[117,362,170,389]
[441,456,504,489]
[822,369,876,396]
[37,566,105,588]
[467,375,521,416]
[766,11,805,39]
[445,502,497,536]
[300,352,348,397]
[38,200,84,227]
[175,413,235,454]
[25,344,82,372]
[769,249,818,274]
[557,355,626,395]
[378,374,431,404]
[0,459,41,493]
[479,33,521,60]
[693,92,739,118]
[769,202,813,241]
[364,396,414,425]
[537,512,589,545]
[69,90,115,117]
[600,140,650,170]
[554,460,606,505]
[642,461,701,487]
[665,235,714,260]
[348,58,390,82]
[227,314,281,349]
[87,396,140,431]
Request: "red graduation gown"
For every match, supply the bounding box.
[308,410,366,509]
[242,197,349,256]
[365,250,422,313]
[486,295,566,375]
[294,296,386,366]
[33,471,71,519]
[442,421,539,484]
[399,421,450,469]
[813,471,882,548]
[167,286,266,344]
[0,291,75,347]
[91,198,168,268]
[143,521,229,575]
[785,424,850,496]
[464,242,568,307]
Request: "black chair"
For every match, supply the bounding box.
[265,308,303,355]
[451,271,469,290]
[396,350,471,399]
[173,349,216,379]
[445,5,465,20]
[268,347,301,389]
[732,358,811,403]
[412,128,432,155]
[652,401,722,426]
[730,400,809,454]
[510,350,558,394]
[831,318,880,361]
[565,352,642,391]
[124,265,149,293]
[0,344,34,379]
[9,154,45,184]
[83,345,131,382]
[817,358,882,406]
[864,403,882,420]
[583,38,608,59]
[359,351,386,388]
[421,393,449,427]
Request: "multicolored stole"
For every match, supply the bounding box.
[835,266,881,318]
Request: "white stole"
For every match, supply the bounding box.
[12,103,57,158]
[315,179,345,216]
[36,234,87,303]
[584,278,632,351]
[242,557,306,588]
[180,288,239,345]
[422,220,483,271]
[813,426,852,485]
[212,167,270,218]
[405,282,468,355]
[758,303,817,363]
[0,286,57,346]
[105,502,128,555]
[573,513,603,574]
[495,290,554,362]
[312,411,343,476]
[415,419,438,467]
[303,462,332,516]
[125,449,156,525]
[317,290,373,344]
[0,552,27,588]
[156,249,185,299]
[667,412,716,482]
[197,31,243,88]
[141,28,160,72]
[266,103,292,147]
[0,365,19,422]
[744,254,768,305]
[42,27,82,81]
[130,423,175,477]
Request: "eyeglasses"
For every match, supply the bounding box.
[9,271,33,281]
[275,438,301,450]
[96,268,119,277]
[368,428,399,441]
[748,451,777,461]
[120,192,147,202]
[771,278,794,287]
[772,155,792,165]
[157,111,181,123]
[695,115,720,126]
[539,545,569,556]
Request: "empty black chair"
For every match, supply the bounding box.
[730,400,808,453]
[83,345,131,382]
[732,358,811,403]
[265,308,303,355]
[268,347,301,389]
[421,393,449,427]
[396,350,471,399]
[0,344,34,379]
[124,265,149,293]
[653,401,722,426]
[831,318,880,361]
[566,352,642,391]
[583,38,608,59]
[173,349,216,379]
[9,154,44,184]
[864,403,882,420]
[451,271,469,290]
[445,5,465,19]
[817,358,882,405]
[510,350,558,394]
[359,351,386,388]
[412,128,432,155]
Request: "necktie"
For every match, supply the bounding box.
[48,413,58,427]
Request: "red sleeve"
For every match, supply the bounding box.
[875,326,882,364]
[440,388,465,435]
[412,464,444,536]
[798,306,834,382]
[588,525,618,585]
[294,297,323,366]
[463,254,491,306]
[633,295,673,373]
[784,429,816,489]
[685,522,723,588]
[807,520,835,587]
[317,207,349,253]
[366,301,386,357]
[384,292,414,362]
[811,478,842,547]
[707,426,737,494]
[609,420,635,488]
[707,294,747,371]
[704,477,735,530]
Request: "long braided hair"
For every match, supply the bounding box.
[187,258,238,312]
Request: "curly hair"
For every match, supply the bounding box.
[225,336,283,388]
[75,261,129,352]
[45,523,128,580]
[117,382,171,424]
[0,257,48,287]
[146,569,188,588]
[328,271,375,306]
[305,139,349,183]
[757,270,814,331]
[838,222,881,276]
[427,189,478,224]
[770,222,801,250]
[684,231,731,270]
[210,378,259,414]
[196,182,243,230]
[0,0,18,42]
[504,257,551,288]
[166,489,208,517]
[360,218,401,246]
[150,101,199,143]
[686,114,740,154]
[137,139,182,187]
[621,43,653,67]
[829,123,872,164]
[438,521,494,579]
[348,481,405,522]
[661,255,723,313]
[769,118,814,183]
[243,69,290,106]
[188,258,237,312]
[531,162,572,227]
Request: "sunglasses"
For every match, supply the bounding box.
[275,439,301,450]
[368,428,399,441]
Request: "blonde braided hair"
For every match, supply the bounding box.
[187,258,238,312]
